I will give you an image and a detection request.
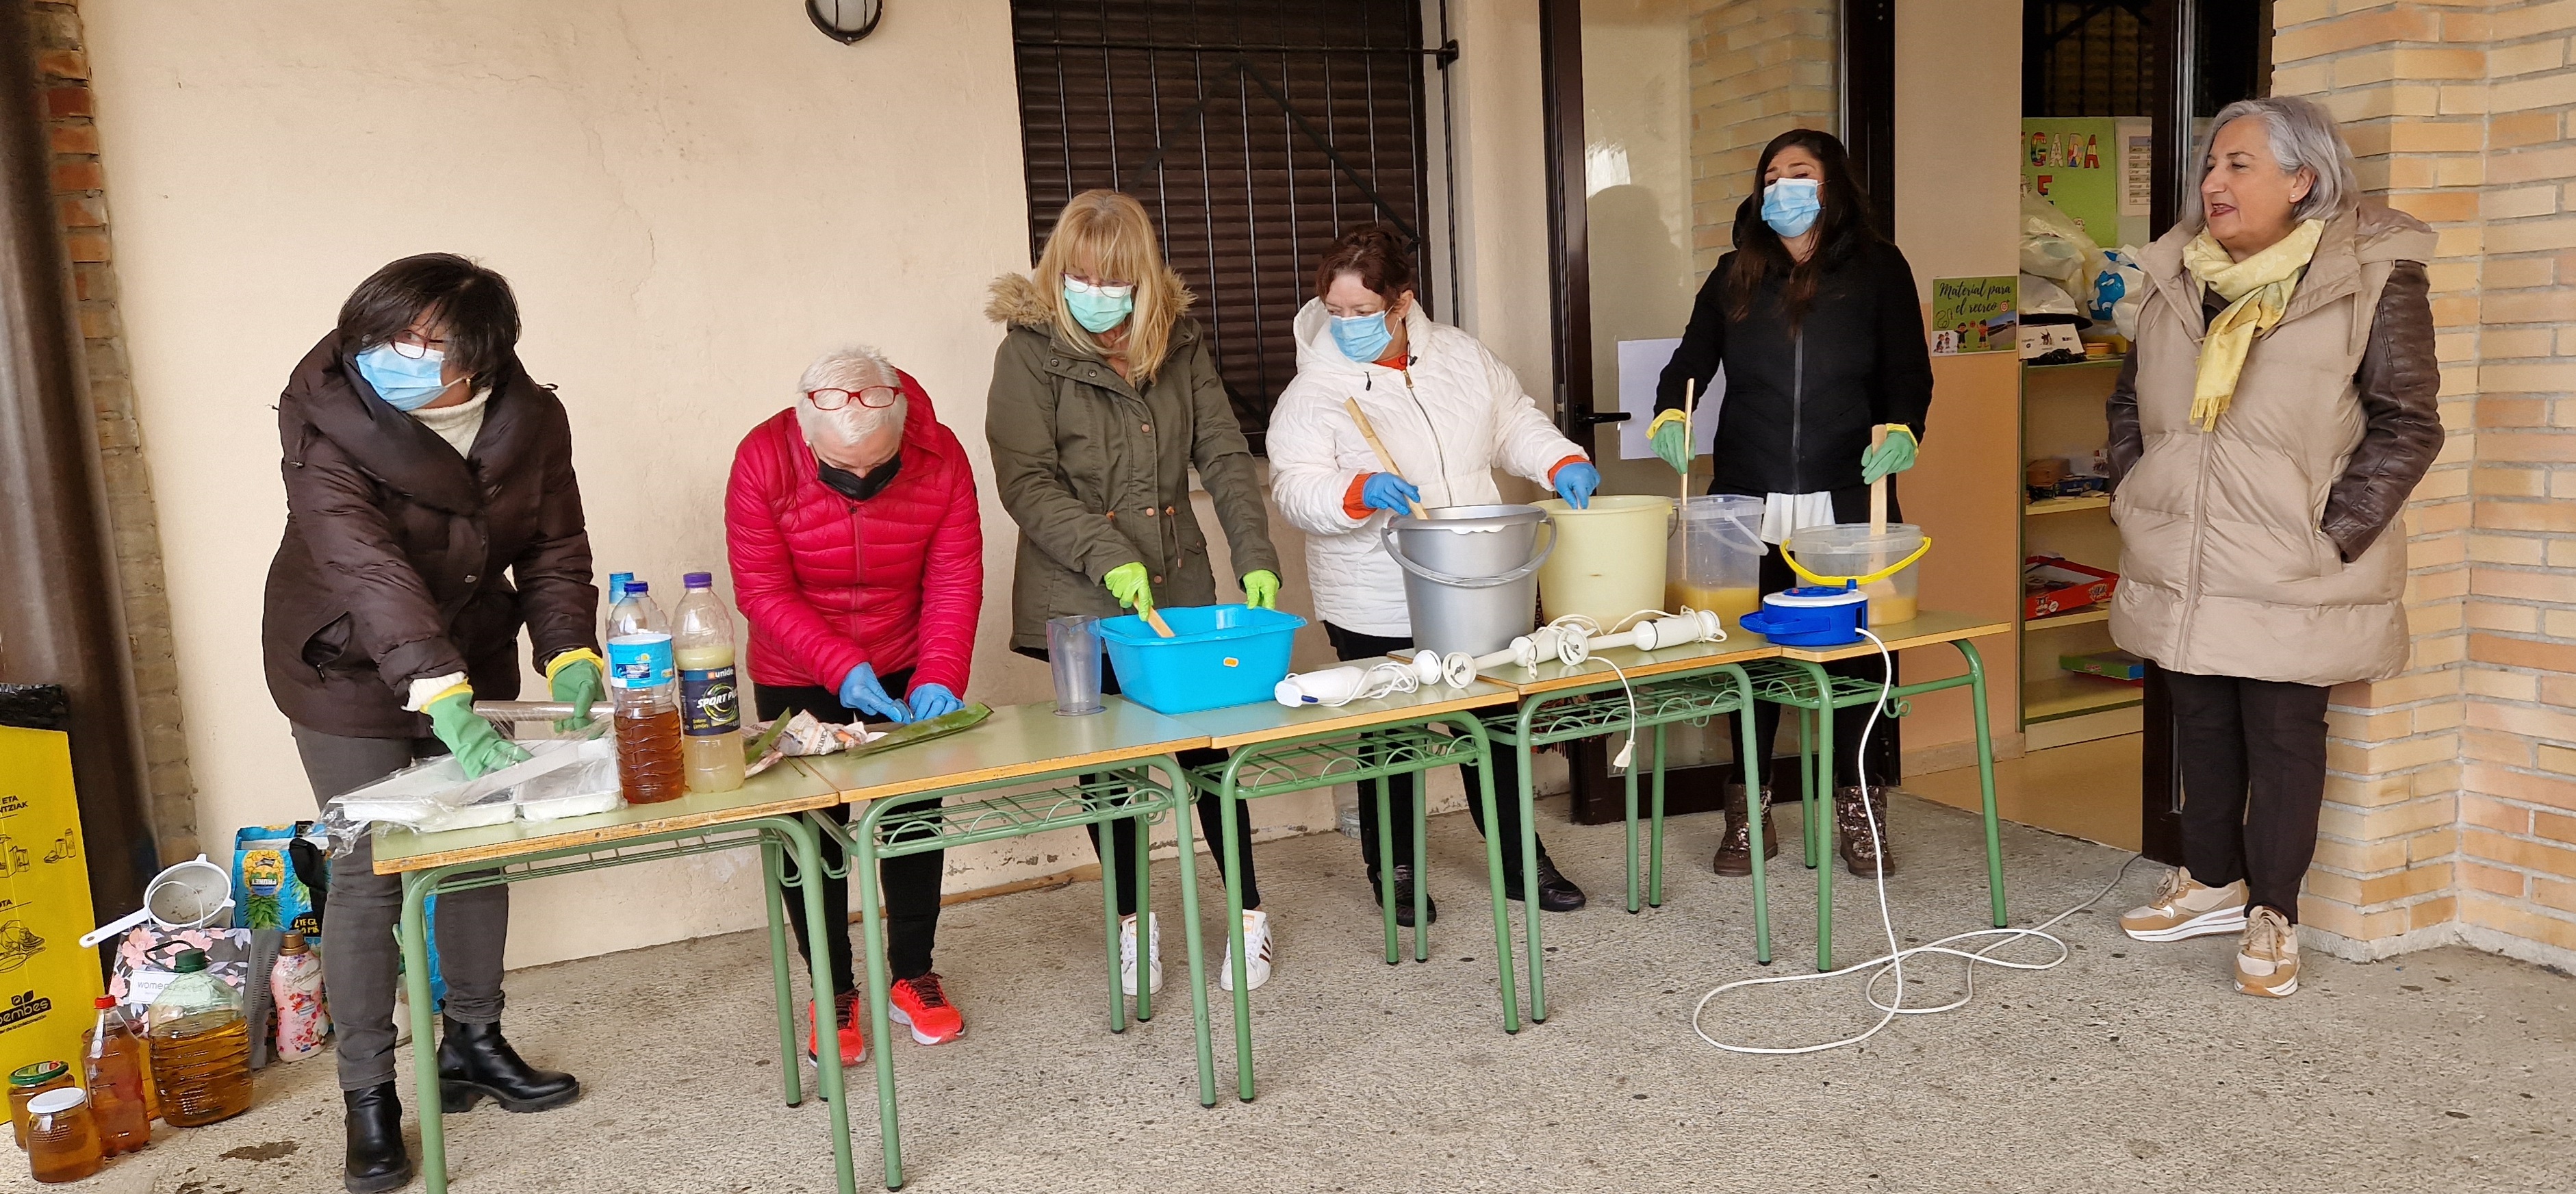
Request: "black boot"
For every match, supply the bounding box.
[1835,785,1900,876]
[342,1082,412,1194]
[1371,863,1438,927]
[1712,784,1780,877]
[437,1017,581,1113]
[1505,855,1588,912]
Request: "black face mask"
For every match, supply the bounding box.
[817,455,902,502]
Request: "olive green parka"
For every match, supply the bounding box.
[983,273,1279,651]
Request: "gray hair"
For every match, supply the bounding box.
[795,344,906,455]
[2184,96,2358,229]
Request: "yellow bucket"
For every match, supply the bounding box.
[1533,495,1673,627]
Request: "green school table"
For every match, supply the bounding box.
[1468,631,1783,1019]
[795,697,1215,1191]
[1740,610,2014,971]
[1167,678,1522,1101]
[373,757,855,1194]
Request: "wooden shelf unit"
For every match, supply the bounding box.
[2018,356,2136,751]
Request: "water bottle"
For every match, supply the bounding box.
[673,572,745,793]
[608,575,665,640]
[607,581,685,804]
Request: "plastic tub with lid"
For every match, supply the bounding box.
[1783,523,1930,626]
[1533,494,1672,628]
[1097,604,1308,715]
[1668,494,1765,623]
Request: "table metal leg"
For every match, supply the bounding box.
[1798,707,1820,870]
[1731,668,1772,965]
[1374,774,1398,966]
[1648,723,1669,910]
[1132,804,1155,1024]
[1098,810,1128,1035]
[1958,641,2008,928]
[1509,718,1546,1024]
[1621,726,1642,915]
[1462,719,1520,1035]
[762,837,803,1106]
[398,873,448,1194]
[1801,663,1839,971]
[1216,774,1256,1102]
[1143,757,1216,1109]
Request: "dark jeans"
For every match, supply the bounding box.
[1733,532,1902,794]
[1011,646,1259,913]
[293,726,511,1092]
[758,681,943,991]
[1323,624,1547,885]
[2164,668,2331,922]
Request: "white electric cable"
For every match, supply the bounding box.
[1690,627,2145,1055]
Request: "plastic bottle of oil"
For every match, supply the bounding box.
[143,950,252,1128]
[607,581,686,804]
[79,998,150,1155]
[674,572,745,793]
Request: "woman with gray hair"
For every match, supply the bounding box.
[2110,97,2442,998]
[727,345,983,1061]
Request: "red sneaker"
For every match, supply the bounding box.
[806,992,866,1066]
[888,973,964,1045]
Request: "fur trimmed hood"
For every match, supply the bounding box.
[983,270,1197,331]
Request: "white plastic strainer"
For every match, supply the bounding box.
[79,855,235,949]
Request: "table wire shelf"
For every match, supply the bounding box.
[1742,659,1909,713]
[1488,674,1752,746]
[834,770,1173,859]
[1193,722,1479,797]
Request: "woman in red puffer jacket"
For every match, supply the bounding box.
[726,346,982,1064]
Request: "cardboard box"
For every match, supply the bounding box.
[2024,555,2119,620]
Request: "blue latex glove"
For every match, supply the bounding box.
[907,683,963,722]
[1553,461,1601,509]
[1360,472,1422,515]
[839,663,913,724]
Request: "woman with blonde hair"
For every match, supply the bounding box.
[986,190,1284,995]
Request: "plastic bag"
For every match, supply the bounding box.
[2103,246,2148,340]
[2020,193,2109,298]
[231,823,330,939]
[511,737,624,822]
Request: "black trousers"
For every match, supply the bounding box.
[1323,624,1548,884]
[1733,530,1902,794]
[2163,668,2331,922]
[1011,646,1260,913]
[757,681,941,989]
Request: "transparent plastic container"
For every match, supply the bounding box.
[608,581,685,805]
[1668,494,1765,623]
[144,949,253,1128]
[674,572,745,793]
[81,998,151,1155]
[1785,523,1927,626]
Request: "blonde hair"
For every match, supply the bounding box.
[1033,190,1186,382]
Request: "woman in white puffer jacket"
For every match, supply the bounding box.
[1268,224,1601,924]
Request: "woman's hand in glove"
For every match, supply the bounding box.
[906,683,964,722]
[1360,472,1422,515]
[1860,425,1919,484]
[1104,561,1156,614]
[1242,569,1281,609]
[839,663,913,724]
[1648,409,1692,475]
[424,688,533,778]
[1552,461,1601,509]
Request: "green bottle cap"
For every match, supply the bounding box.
[8,1060,68,1087]
[173,948,208,974]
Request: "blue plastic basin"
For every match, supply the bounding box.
[1096,605,1308,715]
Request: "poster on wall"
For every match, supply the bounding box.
[1614,338,1720,460]
[0,726,103,1084]
[1930,276,2017,355]
[2022,116,2121,242]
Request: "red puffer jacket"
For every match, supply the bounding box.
[725,372,982,697]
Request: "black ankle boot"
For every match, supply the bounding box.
[1712,783,1780,877]
[437,1017,581,1113]
[1372,863,1438,927]
[342,1082,413,1194]
[1505,856,1588,912]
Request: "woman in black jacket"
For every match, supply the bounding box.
[1649,128,1933,881]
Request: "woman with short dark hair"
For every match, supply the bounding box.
[263,253,596,1191]
[2111,97,2441,999]
[1269,222,1602,924]
[1650,129,1935,880]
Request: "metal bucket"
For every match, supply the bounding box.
[1381,504,1556,657]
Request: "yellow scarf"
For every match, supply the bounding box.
[2180,218,2325,431]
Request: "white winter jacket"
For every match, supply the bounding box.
[1268,298,1587,637]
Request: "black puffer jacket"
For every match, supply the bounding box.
[1653,238,1933,498]
[262,333,598,737]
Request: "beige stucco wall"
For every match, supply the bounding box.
[81,0,1558,969]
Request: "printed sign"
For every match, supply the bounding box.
[0,727,101,1085]
[1930,276,2018,355]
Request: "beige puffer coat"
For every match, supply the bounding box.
[2108,203,2440,686]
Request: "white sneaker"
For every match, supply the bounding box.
[2234,906,2300,998]
[1221,909,1273,992]
[2119,867,2248,942]
[1119,913,1162,996]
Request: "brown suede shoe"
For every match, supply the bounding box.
[1712,783,1778,876]
[1834,785,1898,876]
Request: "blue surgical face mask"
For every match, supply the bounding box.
[1330,310,1396,363]
[1761,177,1823,238]
[1062,277,1135,335]
[353,343,455,411]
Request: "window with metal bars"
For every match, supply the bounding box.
[1008,1,1440,453]
[2023,1,2152,117]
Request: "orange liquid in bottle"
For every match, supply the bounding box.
[615,706,687,804]
[148,1012,253,1128]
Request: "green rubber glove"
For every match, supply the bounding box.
[424,689,533,779]
[1860,425,1919,485]
[1648,408,1692,475]
[546,648,604,733]
[1242,569,1280,610]
[1104,561,1155,615]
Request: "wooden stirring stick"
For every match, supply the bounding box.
[1344,397,1424,518]
[1869,424,1890,535]
[1679,379,1695,587]
[1141,607,1175,639]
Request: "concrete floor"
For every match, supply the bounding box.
[15,793,2573,1194]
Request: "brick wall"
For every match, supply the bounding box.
[1688,0,1837,275]
[34,1,196,863]
[2275,0,2576,969]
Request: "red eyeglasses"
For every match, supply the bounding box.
[806,385,900,410]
